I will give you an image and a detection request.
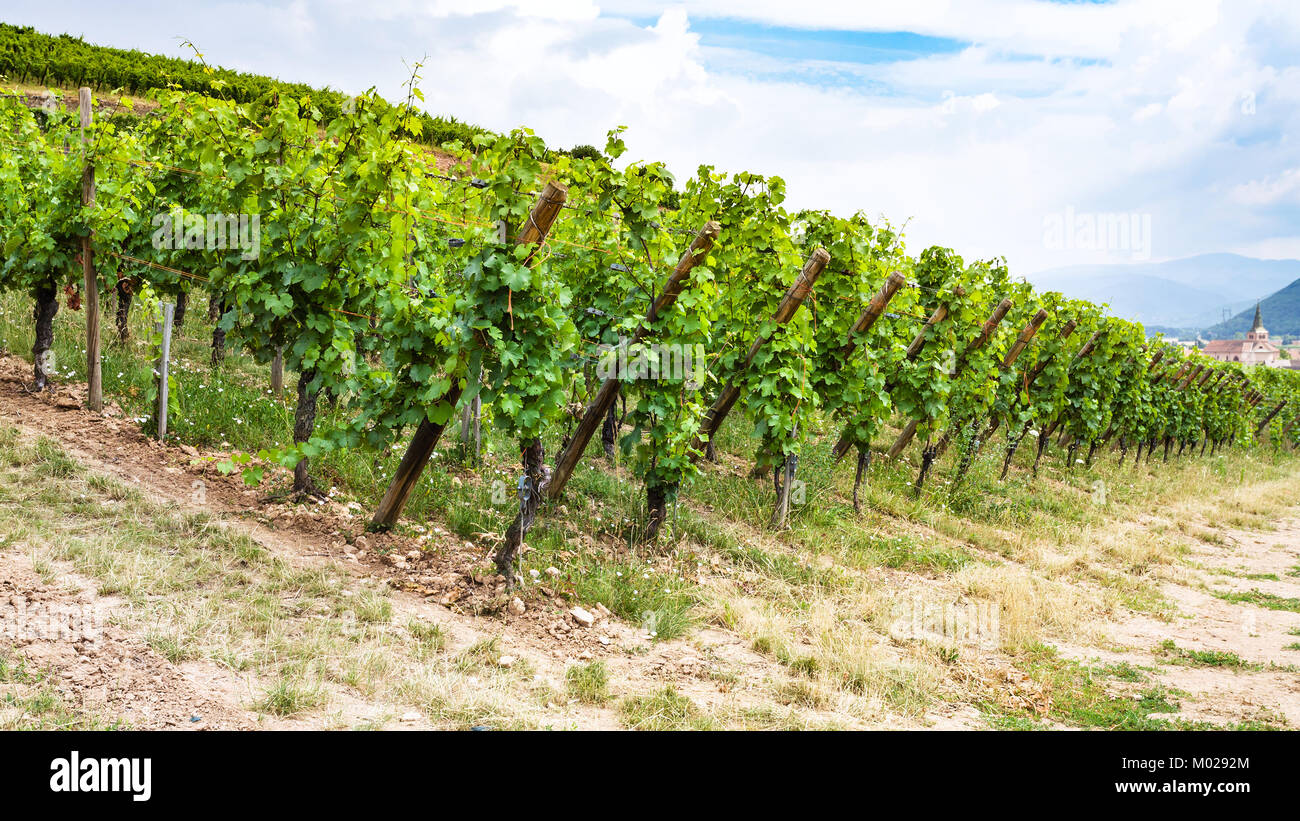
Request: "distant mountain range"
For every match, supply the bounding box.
[1026,254,1300,334]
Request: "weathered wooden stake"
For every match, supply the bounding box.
[830,290,963,462]
[1146,348,1166,372]
[836,271,908,361]
[1256,400,1285,435]
[271,346,285,397]
[693,247,831,455]
[935,306,1048,460]
[548,220,721,500]
[80,88,102,412]
[156,302,174,440]
[1176,364,1204,391]
[371,181,568,531]
[887,297,1014,462]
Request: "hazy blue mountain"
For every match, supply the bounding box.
[1202,278,1300,339]
[1026,254,1300,329]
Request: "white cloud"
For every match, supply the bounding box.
[1230,168,1300,207]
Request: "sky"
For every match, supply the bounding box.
[5,0,1300,276]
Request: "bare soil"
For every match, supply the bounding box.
[1058,521,1300,727]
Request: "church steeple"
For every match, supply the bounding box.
[1247,303,1268,342]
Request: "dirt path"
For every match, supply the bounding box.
[0,550,257,729]
[1060,519,1300,727]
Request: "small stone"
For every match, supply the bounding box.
[570,606,595,628]
[593,602,612,619]
[599,636,610,646]
[578,650,593,660]
[399,711,420,723]
[180,444,199,457]
[498,655,516,668]
[545,566,561,578]
[509,597,526,615]
[406,550,421,561]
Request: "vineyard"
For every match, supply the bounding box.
[3,63,1300,729]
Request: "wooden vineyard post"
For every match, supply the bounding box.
[271,346,285,398]
[987,317,1077,447]
[830,290,963,462]
[935,307,1048,461]
[1256,400,1286,436]
[459,393,482,464]
[79,87,103,412]
[836,271,908,360]
[1176,364,1204,391]
[887,297,1014,464]
[156,303,174,440]
[370,181,568,531]
[691,247,831,455]
[1162,362,1189,386]
[546,220,722,501]
[1040,330,1104,441]
[771,425,799,529]
[1146,348,1165,373]
[991,318,1078,479]
[813,270,905,512]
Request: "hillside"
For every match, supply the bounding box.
[1203,278,1300,339]
[0,22,495,150]
[1029,254,1300,329]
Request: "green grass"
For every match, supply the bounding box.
[565,661,610,705]
[406,620,446,658]
[985,644,1278,730]
[256,677,326,717]
[619,686,711,731]
[1154,639,1262,670]
[1211,589,1300,613]
[1096,661,1150,682]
